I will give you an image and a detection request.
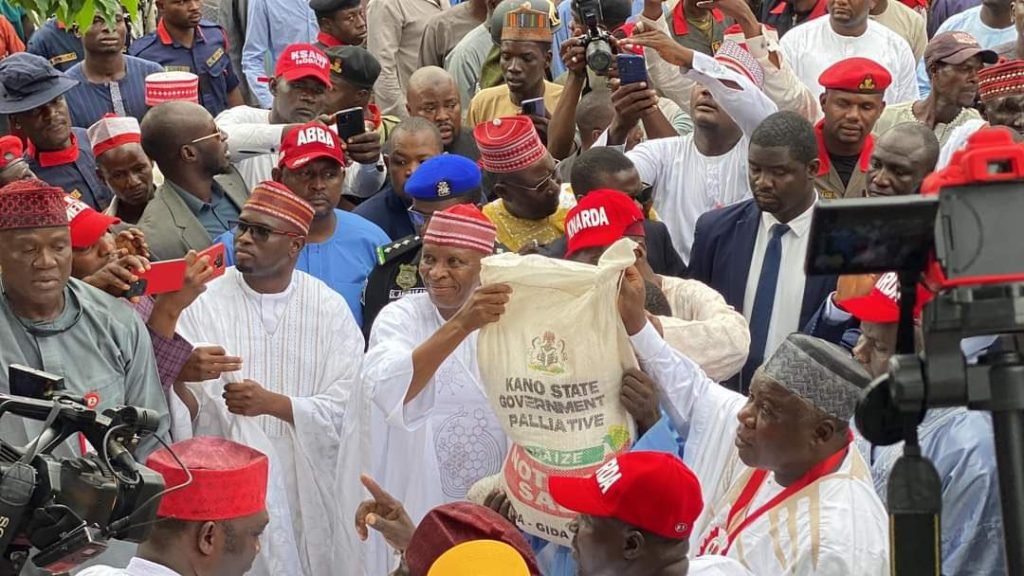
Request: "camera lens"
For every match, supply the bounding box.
[586,38,613,73]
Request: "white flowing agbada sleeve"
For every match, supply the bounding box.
[216,106,284,162]
[658,276,750,382]
[745,32,823,122]
[629,322,748,508]
[683,52,778,138]
[363,298,439,431]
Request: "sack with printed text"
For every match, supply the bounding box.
[473,239,639,546]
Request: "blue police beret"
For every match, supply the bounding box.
[0,52,78,115]
[405,154,482,201]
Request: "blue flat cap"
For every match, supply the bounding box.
[406,154,482,201]
[0,52,78,115]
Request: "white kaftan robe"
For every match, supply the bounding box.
[170,268,368,576]
[363,293,508,574]
[630,322,889,575]
[78,558,180,576]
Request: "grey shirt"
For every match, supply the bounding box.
[170,178,241,240]
[445,24,493,111]
[0,277,170,459]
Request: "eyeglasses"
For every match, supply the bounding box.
[189,127,226,145]
[229,220,302,242]
[506,167,559,194]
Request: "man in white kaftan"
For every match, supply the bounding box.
[628,324,889,574]
[168,182,368,576]
[362,203,509,575]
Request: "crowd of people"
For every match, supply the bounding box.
[0,0,1018,573]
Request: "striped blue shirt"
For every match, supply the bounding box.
[64,56,164,129]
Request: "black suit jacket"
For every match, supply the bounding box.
[689,199,838,390]
[540,220,688,278]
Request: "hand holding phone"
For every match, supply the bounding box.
[127,258,188,298]
[521,97,546,117]
[336,107,366,141]
[616,53,648,85]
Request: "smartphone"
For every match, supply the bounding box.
[9,364,64,399]
[336,107,366,141]
[521,97,546,117]
[199,243,227,280]
[126,259,189,298]
[617,53,648,85]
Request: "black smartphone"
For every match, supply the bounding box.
[617,53,647,85]
[336,107,366,141]
[521,97,545,117]
[9,364,64,399]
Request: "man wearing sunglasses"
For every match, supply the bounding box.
[171,180,369,576]
[138,100,249,260]
[362,153,485,340]
[215,121,389,328]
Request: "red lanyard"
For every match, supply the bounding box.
[721,435,852,555]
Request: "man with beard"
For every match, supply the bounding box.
[363,204,510,574]
[89,115,156,224]
[64,13,163,128]
[873,32,995,147]
[813,58,891,199]
[407,66,481,161]
[77,437,271,576]
[215,121,388,326]
[311,0,367,50]
[689,111,836,392]
[138,101,249,260]
[129,0,243,117]
[170,181,368,575]
[354,118,444,240]
[322,45,402,149]
[0,52,113,211]
[606,30,776,265]
[478,115,575,252]
[218,43,387,201]
[467,4,563,139]
[866,122,939,197]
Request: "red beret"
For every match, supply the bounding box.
[819,58,892,94]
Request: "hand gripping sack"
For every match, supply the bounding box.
[475,239,639,546]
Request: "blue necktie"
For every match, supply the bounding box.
[745,223,791,384]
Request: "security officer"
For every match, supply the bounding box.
[0,53,113,210]
[311,0,367,49]
[27,18,84,72]
[362,153,485,339]
[129,0,244,118]
[323,45,400,141]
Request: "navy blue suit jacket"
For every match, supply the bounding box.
[689,199,838,390]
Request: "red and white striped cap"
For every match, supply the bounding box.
[423,204,497,254]
[87,114,141,158]
[474,115,547,174]
[145,71,200,106]
[714,40,764,89]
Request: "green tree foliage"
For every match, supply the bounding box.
[11,0,138,37]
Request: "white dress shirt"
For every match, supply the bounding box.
[596,52,778,263]
[743,198,817,360]
[779,17,920,105]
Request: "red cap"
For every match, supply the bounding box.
[87,115,142,159]
[279,122,344,169]
[474,116,547,173]
[405,502,541,576]
[838,271,935,323]
[245,181,315,235]
[564,189,645,258]
[147,436,269,521]
[0,178,68,230]
[549,451,703,540]
[819,58,892,94]
[0,135,23,169]
[145,72,200,106]
[274,44,331,87]
[64,196,119,249]
[423,204,497,254]
[978,59,1024,102]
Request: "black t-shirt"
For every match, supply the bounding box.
[829,153,860,188]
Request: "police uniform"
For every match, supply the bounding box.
[310,0,362,51]
[814,58,892,200]
[665,3,732,56]
[359,153,485,339]
[26,19,83,72]
[129,18,240,117]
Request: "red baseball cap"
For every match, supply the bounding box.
[549,451,703,540]
[273,44,331,87]
[564,189,645,258]
[279,121,344,170]
[838,272,934,323]
[64,196,119,249]
[0,135,23,169]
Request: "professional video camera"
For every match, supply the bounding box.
[805,127,1024,575]
[0,376,166,575]
[572,0,615,74]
